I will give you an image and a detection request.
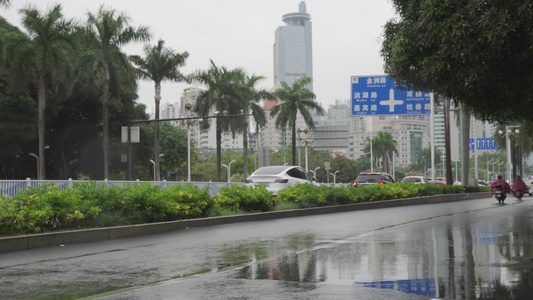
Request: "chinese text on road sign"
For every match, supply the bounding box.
[351,75,431,116]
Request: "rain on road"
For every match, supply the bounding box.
[1,196,532,299]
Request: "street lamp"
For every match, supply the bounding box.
[499,126,520,182]
[302,138,313,172]
[365,132,374,173]
[184,103,196,182]
[487,158,494,181]
[330,170,339,184]
[150,153,164,181]
[297,128,309,167]
[222,159,236,183]
[29,145,49,180]
[310,166,321,181]
[29,153,39,179]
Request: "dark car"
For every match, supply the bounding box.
[352,172,395,187]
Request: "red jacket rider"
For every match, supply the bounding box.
[491,175,511,195]
[512,175,528,193]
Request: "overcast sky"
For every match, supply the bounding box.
[1,0,397,114]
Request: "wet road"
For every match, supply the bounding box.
[1,196,533,299]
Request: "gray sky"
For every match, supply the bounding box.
[1,0,397,114]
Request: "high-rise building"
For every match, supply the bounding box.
[273,1,313,90]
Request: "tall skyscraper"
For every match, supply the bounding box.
[273,1,313,90]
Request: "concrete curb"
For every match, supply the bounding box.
[0,192,489,253]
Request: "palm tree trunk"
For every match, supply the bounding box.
[291,123,297,166]
[444,98,453,185]
[154,81,161,181]
[38,78,46,180]
[103,64,110,179]
[216,117,222,182]
[461,111,470,185]
[243,114,249,178]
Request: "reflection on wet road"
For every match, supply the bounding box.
[2,197,533,299]
[236,201,533,299]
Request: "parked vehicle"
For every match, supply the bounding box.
[401,176,428,184]
[352,172,395,187]
[429,177,446,185]
[524,179,533,196]
[477,179,488,186]
[245,165,314,196]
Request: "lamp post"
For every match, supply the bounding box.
[499,126,520,182]
[487,158,494,181]
[29,145,49,180]
[222,159,236,183]
[297,128,308,167]
[29,153,39,179]
[150,153,164,181]
[302,138,312,172]
[365,132,374,173]
[310,167,321,181]
[330,170,339,184]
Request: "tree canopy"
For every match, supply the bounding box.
[381,0,533,123]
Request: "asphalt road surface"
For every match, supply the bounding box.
[1,196,532,299]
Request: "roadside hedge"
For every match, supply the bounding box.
[0,182,489,236]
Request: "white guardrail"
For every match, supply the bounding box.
[0,178,351,198]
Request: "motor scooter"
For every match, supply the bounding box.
[494,185,506,204]
[513,189,524,200]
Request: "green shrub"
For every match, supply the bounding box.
[0,180,490,237]
[216,184,274,213]
[0,184,101,235]
[277,184,356,208]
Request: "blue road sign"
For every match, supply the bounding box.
[472,138,497,150]
[351,75,431,116]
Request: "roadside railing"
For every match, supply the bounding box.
[0,179,352,198]
[0,179,244,198]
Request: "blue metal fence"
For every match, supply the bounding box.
[0,179,351,198]
[0,179,245,198]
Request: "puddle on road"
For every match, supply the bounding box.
[236,215,533,299]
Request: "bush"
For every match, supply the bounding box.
[0,181,489,237]
[215,184,275,213]
[0,184,101,235]
[277,184,357,208]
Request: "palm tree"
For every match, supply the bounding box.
[0,0,10,8]
[270,77,324,166]
[369,131,398,173]
[229,73,268,178]
[84,6,151,179]
[193,60,244,181]
[130,40,189,181]
[17,4,76,179]
[419,147,442,177]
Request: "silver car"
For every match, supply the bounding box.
[402,176,428,184]
[245,165,314,196]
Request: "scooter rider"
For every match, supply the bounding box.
[512,175,528,197]
[491,175,511,195]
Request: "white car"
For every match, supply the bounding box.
[245,165,314,196]
[402,176,428,184]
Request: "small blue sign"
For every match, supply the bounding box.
[351,75,431,116]
[474,138,496,150]
[469,138,475,150]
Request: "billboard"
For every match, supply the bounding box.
[351,75,431,116]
